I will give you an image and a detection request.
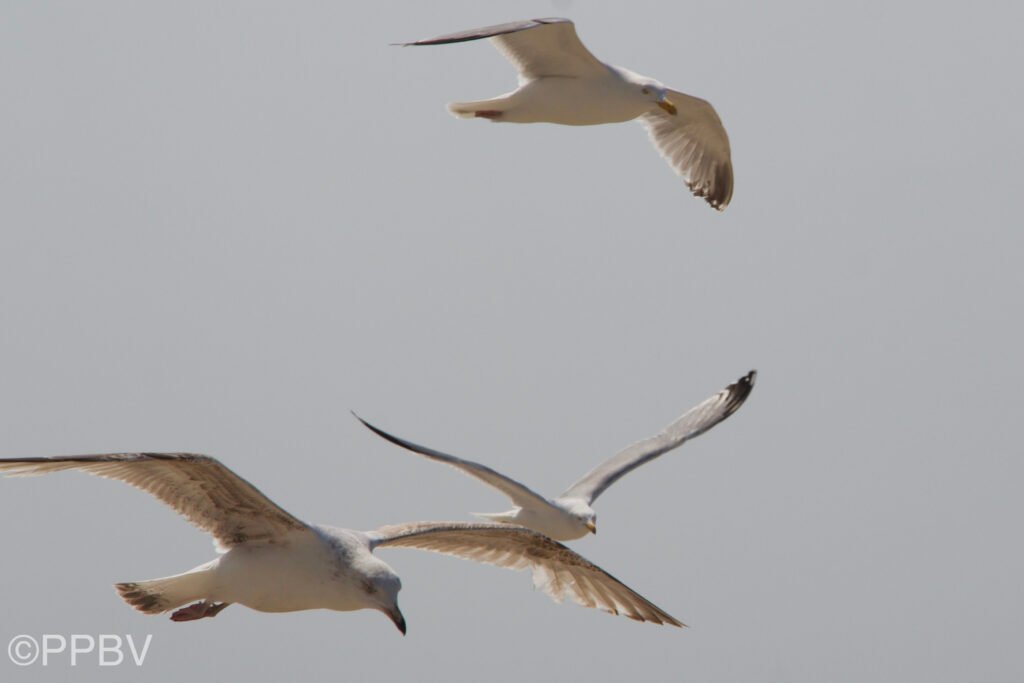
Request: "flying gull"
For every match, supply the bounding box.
[399,17,734,210]
[0,453,682,631]
[355,370,755,541]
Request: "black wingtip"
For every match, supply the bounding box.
[732,370,757,399]
[687,160,733,211]
[353,413,397,443]
[720,370,757,414]
[351,411,383,435]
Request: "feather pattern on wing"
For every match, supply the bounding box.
[354,413,559,513]
[641,90,734,210]
[369,521,683,626]
[562,371,755,503]
[402,18,607,80]
[0,453,308,549]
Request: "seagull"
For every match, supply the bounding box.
[398,17,734,210]
[355,370,755,542]
[0,453,682,631]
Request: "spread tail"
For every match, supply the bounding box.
[115,562,215,615]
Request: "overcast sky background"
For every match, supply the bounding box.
[2,1,1022,681]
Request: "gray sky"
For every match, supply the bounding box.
[1,1,1022,681]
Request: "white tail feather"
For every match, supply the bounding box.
[114,562,215,615]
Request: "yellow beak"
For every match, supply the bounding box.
[585,521,597,535]
[657,98,678,116]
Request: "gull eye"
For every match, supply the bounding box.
[641,87,650,95]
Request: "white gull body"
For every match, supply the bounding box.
[357,370,755,541]
[0,453,681,630]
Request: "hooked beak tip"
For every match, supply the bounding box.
[585,521,597,535]
[657,99,678,116]
[389,608,407,635]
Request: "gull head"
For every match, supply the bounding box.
[562,498,598,536]
[639,82,677,116]
[362,563,406,635]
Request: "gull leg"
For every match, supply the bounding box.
[170,600,232,622]
[447,96,512,120]
[204,602,231,618]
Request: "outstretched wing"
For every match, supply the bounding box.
[0,453,309,549]
[562,371,756,504]
[354,413,559,514]
[399,18,608,80]
[641,89,734,210]
[369,521,682,626]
